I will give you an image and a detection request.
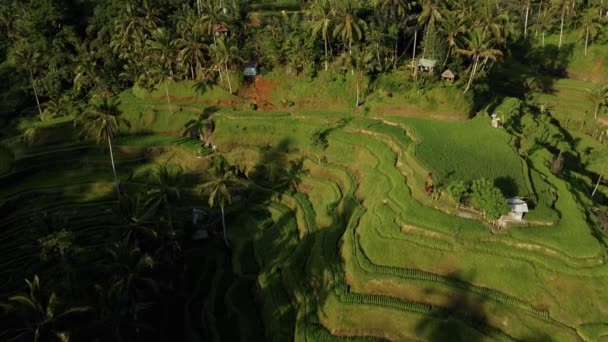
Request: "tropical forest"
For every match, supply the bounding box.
[1,0,608,341]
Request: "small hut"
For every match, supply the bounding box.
[213,24,229,37]
[506,198,528,221]
[418,58,437,73]
[441,69,456,82]
[491,114,502,128]
[243,61,258,77]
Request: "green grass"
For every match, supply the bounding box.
[3,84,608,342]
[400,116,532,197]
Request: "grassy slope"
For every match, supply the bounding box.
[3,72,608,341]
[401,116,532,197]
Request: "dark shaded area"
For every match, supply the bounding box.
[494,176,518,198]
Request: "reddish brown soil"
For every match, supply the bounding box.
[238,75,276,110]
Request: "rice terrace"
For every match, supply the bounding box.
[2,0,608,341]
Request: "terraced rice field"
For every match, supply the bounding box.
[2,96,608,340]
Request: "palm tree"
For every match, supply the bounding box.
[457,28,503,94]
[7,275,93,342]
[97,239,156,341]
[43,96,82,119]
[175,30,209,80]
[142,163,183,234]
[550,0,571,48]
[309,0,335,71]
[183,113,215,146]
[438,10,465,67]
[346,47,372,107]
[578,8,602,56]
[475,2,511,46]
[333,1,367,53]
[535,8,553,46]
[116,193,160,243]
[374,0,412,19]
[199,156,240,247]
[74,98,130,196]
[418,0,445,29]
[586,85,608,119]
[146,28,177,77]
[209,37,241,94]
[14,46,44,121]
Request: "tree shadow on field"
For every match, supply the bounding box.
[494,176,519,198]
[249,137,305,192]
[415,271,490,342]
[415,270,555,342]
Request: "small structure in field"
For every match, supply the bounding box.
[506,198,528,221]
[491,114,502,128]
[441,69,456,82]
[418,58,437,73]
[213,24,229,37]
[243,61,258,77]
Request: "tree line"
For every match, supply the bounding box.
[1,0,607,117]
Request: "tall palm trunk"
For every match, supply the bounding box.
[535,1,543,37]
[107,135,120,196]
[225,62,232,94]
[558,11,565,48]
[592,163,606,197]
[29,67,43,121]
[464,55,480,94]
[324,34,329,71]
[355,74,360,107]
[524,4,530,38]
[584,26,589,56]
[442,45,452,67]
[542,32,546,46]
[221,206,229,247]
[164,80,173,115]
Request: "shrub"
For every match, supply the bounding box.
[470,178,509,219]
[447,180,469,205]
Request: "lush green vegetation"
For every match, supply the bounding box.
[1,0,608,341]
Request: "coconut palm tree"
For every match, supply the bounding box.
[142,163,183,234]
[116,192,160,243]
[418,0,445,29]
[309,0,335,71]
[146,28,177,77]
[175,30,209,80]
[209,37,241,94]
[374,0,412,19]
[578,8,603,56]
[346,47,373,107]
[457,28,503,94]
[14,46,44,121]
[43,96,82,119]
[183,113,215,146]
[74,98,130,196]
[534,8,553,46]
[199,156,240,247]
[438,10,466,66]
[6,275,93,342]
[550,0,571,48]
[333,1,367,53]
[586,85,608,119]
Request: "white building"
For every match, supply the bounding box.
[506,198,529,221]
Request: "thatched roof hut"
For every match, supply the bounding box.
[441,69,456,81]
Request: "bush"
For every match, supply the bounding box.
[470,178,509,219]
[447,180,469,205]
